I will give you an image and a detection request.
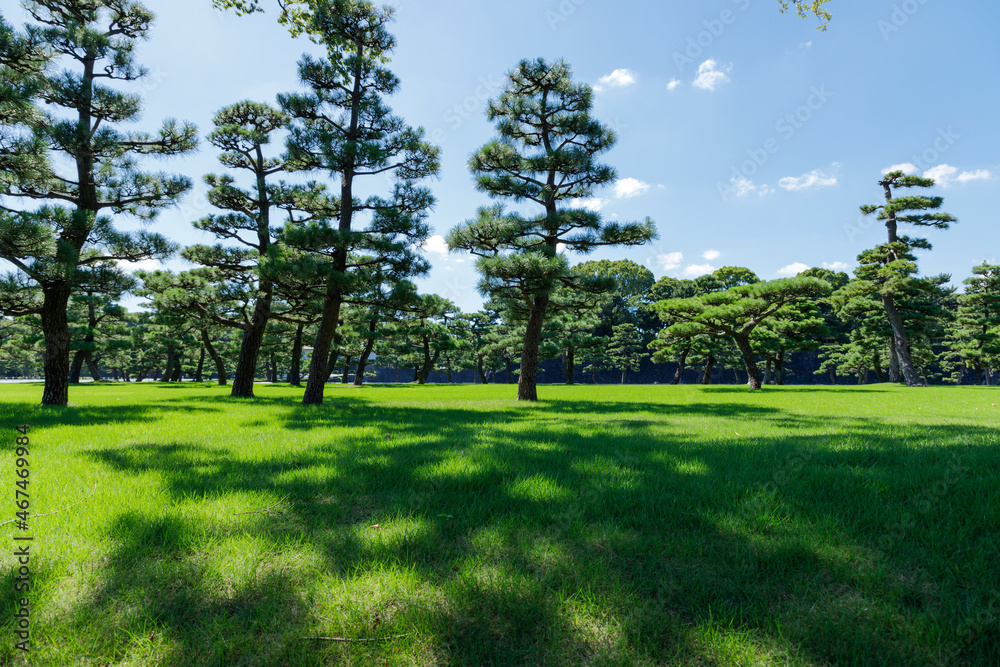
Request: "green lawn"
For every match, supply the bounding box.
[1,382,998,666]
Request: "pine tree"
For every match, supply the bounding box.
[946,263,1000,385]
[0,2,196,405]
[654,278,831,389]
[858,171,955,386]
[182,101,326,398]
[279,0,440,405]
[606,323,647,384]
[67,262,136,383]
[447,58,655,401]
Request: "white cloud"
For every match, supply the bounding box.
[683,263,716,278]
[800,41,813,48]
[666,78,681,91]
[777,262,810,277]
[923,164,958,185]
[882,163,919,175]
[122,259,162,274]
[594,68,636,92]
[778,170,837,191]
[569,197,607,212]
[730,176,773,198]
[422,235,449,255]
[692,59,731,91]
[956,169,992,183]
[655,251,684,271]
[910,164,993,187]
[822,261,850,271]
[613,177,651,199]
[702,249,721,261]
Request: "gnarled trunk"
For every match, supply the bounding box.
[517,294,549,401]
[303,290,345,405]
[882,295,922,386]
[354,334,376,387]
[672,347,689,385]
[40,283,72,406]
[888,338,901,383]
[564,348,575,385]
[701,354,715,385]
[289,323,304,386]
[194,347,205,383]
[201,330,227,386]
[85,354,102,382]
[733,334,763,390]
[161,345,177,382]
[70,350,86,384]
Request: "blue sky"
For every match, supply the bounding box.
[3,0,997,311]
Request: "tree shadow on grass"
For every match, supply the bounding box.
[66,395,1000,666]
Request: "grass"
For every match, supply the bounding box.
[0,381,997,666]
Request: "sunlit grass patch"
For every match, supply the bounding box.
[0,381,996,665]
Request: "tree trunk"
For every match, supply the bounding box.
[476,358,488,385]
[69,350,86,384]
[161,345,177,382]
[326,344,341,383]
[170,356,183,382]
[231,288,273,397]
[672,347,689,385]
[828,367,836,385]
[289,323,304,386]
[40,283,72,405]
[702,354,715,385]
[517,295,549,401]
[416,348,440,385]
[733,334,763,389]
[506,359,514,384]
[888,338,901,383]
[201,330,227,386]
[303,290,345,405]
[269,351,277,383]
[763,359,772,385]
[776,349,785,385]
[341,358,351,384]
[85,354,102,382]
[882,295,922,387]
[621,369,627,384]
[973,363,983,386]
[565,348,575,385]
[194,347,205,383]
[354,338,376,386]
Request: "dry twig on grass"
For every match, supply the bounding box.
[0,483,98,526]
[310,634,410,643]
[233,493,292,516]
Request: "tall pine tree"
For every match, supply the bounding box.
[858,171,955,386]
[279,0,439,405]
[447,59,655,401]
[0,1,196,405]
